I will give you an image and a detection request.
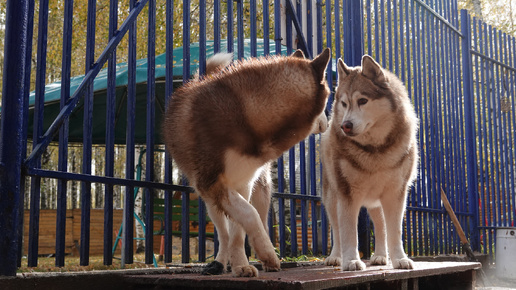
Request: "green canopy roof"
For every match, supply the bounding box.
[26,39,288,144]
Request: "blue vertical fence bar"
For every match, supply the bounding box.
[509,37,516,228]
[499,33,510,227]
[236,0,244,59]
[308,0,316,255]
[343,0,367,258]
[316,0,328,256]
[273,0,286,258]
[227,0,234,53]
[250,0,257,57]
[442,15,451,254]
[285,4,296,257]
[489,25,501,234]
[289,147,297,257]
[264,0,275,245]
[318,0,334,255]
[182,0,191,264]
[429,4,439,255]
[164,0,174,264]
[406,0,415,254]
[80,0,96,266]
[18,0,35,268]
[300,2,312,256]
[197,0,208,262]
[461,9,480,251]
[145,0,156,265]
[104,0,118,266]
[422,6,431,255]
[212,0,221,257]
[484,23,495,246]
[494,30,504,227]
[480,22,491,249]
[28,0,49,268]
[124,0,138,266]
[0,0,32,277]
[56,0,74,267]
[214,0,221,53]
[473,18,485,252]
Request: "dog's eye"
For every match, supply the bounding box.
[341,101,347,108]
[357,98,368,105]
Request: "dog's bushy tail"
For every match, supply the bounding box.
[205,53,233,75]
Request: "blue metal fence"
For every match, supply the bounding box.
[1,0,515,276]
[362,0,471,257]
[466,12,516,254]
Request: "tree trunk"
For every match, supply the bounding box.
[94,148,104,208]
[472,0,482,19]
[70,148,78,209]
[134,148,145,253]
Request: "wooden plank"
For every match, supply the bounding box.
[22,208,216,256]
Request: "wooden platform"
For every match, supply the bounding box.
[124,261,481,290]
[1,261,481,290]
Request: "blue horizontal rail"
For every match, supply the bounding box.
[26,168,195,193]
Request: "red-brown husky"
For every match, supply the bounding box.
[163,49,331,277]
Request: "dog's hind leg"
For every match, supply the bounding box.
[202,203,230,275]
[222,186,281,275]
[367,206,388,266]
[381,192,414,269]
[250,164,272,234]
[250,166,282,272]
[226,183,260,277]
[228,218,259,277]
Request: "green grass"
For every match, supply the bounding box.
[17,254,179,273]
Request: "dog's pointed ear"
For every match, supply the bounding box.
[311,48,331,81]
[337,58,351,79]
[291,49,305,59]
[361,55,386,83]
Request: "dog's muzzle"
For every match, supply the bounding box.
[312,112,328,134]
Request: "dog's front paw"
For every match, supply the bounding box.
[341,259,366,271]
[255,245,281,272]
[263,262,281,272]
[370,254,387,265]
[232,265,259,277]
[261,255,281,272]
[324,255,342,266]
[392,257,414,269]
[202,260,225,275]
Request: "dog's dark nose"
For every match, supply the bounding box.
[341,121,353,133]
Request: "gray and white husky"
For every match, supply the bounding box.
[321,55,419,271]
[163,49,331,277]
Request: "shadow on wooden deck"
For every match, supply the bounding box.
[125,261,480,289]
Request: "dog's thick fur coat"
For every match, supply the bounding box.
[163,49,331,277]
[321,55,418,271]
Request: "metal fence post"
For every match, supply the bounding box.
[460,9,480,252]
[0,0,32,277]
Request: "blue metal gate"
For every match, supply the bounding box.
[1,0,515,276]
